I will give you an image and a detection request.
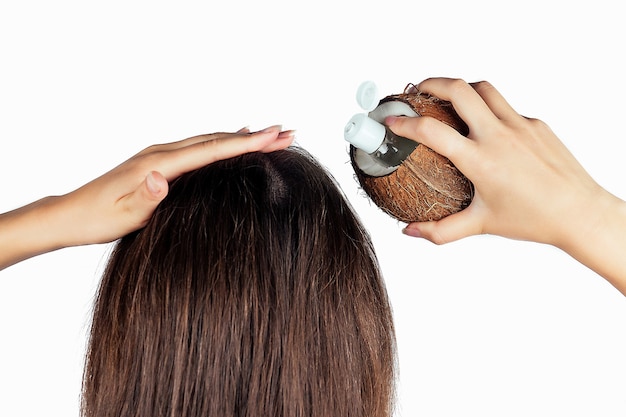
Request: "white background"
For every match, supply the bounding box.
[1,1,625,416]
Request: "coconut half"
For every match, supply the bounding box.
[350,87,474,223]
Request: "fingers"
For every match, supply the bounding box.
[417,78,499,133]
[140,126,295,180]
[259,129,296,153]
[385,115,475,172]
[417,78,523,134]
[117,171,170,231]
[402,205,484,244]
[182,126,292,173]
[134,132,232,155]
[469,81,521,121]
[135,125,290,156]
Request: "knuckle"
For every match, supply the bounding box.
[470,80,493,92]
[448,78,472,97]
[411,115,439,136]
[199,135,239,157]
[415,114,436,128]
[428,230,448,245]
[135,144,162,156]
[199,136,222,152]
[395,116,438,145]
[526,117,549,130]
[518,117,552,137]
[127,151,166,175]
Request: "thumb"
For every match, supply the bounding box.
[144,171,169,201]
[119,171,169,229]
[402,206,483,244]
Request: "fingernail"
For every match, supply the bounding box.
[404,83,419,94]
[402,226,421,238]
[260,125,282,133]
[385,116,399,126]
[278,129,296,139]
[237,126,250,133]
[146,171,161,195]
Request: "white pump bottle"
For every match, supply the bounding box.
[344,81,419,177]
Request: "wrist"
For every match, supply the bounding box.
[0,194,80,270]
[556,188,626,295]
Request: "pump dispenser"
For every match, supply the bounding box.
[344,113,417,168]
[343,80,473,223]
[344,81,420,177]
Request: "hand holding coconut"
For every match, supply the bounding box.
[346,81,473,222]
[391,77,626,296]
[0,126,295,270]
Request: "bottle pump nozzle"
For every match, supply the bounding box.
[344,81,418,173]
[345,81,386,153]
[344,113,387,154]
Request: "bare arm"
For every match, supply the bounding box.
[0,126,295,270]
[387,78,626,295]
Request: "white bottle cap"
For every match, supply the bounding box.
[344,113,385,154]
[356,80,379,112]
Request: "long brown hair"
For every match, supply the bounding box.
[82,146,396,417]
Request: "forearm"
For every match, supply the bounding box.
[0,196,73,270]
[557,190,626,296]
[0,128,295,272]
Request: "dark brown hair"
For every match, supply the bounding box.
[82,146,396,417]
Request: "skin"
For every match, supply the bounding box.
[2,79,624,296]
[387,77,626,296]
[0,126,295,270]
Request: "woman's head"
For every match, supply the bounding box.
[82,146,396,417]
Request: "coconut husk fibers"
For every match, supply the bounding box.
[350,89,474,223]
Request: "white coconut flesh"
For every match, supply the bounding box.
[352,101,419,177]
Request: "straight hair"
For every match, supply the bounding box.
[82,146,396,417]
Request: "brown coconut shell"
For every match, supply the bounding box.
[350,87,474,223]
